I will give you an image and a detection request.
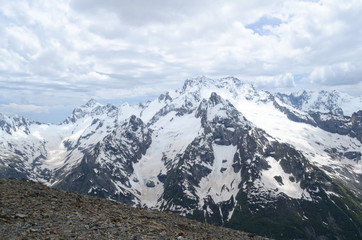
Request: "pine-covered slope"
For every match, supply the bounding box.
[0,77,361,239]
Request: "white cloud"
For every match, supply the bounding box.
[0,103,49,114]
[0,0,361,122]
[247,72,296,89]
[306,62,361,85]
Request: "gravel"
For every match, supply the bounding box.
[0,178,269,240]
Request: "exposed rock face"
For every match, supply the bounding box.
[309,112,351,134]
[351,110,362,142]
[55,115,152,204]
[276,91,362,144]
[305,111,362,145]
[0,178,267,240]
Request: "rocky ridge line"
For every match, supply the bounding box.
[0,178,268,240]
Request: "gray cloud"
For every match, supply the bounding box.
[70,0,207,26]
[0,0,361,122]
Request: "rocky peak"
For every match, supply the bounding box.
[208,92,224,106]
[219,76,242,84]
[196,92,248,133]
[291,90,308,98]
[123,115,145,132]
[0,113,17,135]
[111,115,152,155]
[182,77,266,105]
[181,76,215,92]
[158,92,173,103]
[197,93,242,118]
[276,89,362,116]
[279,90,308,108]
[63,100,118,124]
[84,98,99,108]
[216,77,249,91]
[0,113,34,135]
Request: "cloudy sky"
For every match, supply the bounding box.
[1,0,361,123]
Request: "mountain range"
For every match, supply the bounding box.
[0,77,361,239]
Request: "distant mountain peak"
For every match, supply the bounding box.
[179,76,260,105]
[62,99,118,124]
[182,76,250,91]
[84,98,100,108]
[277,89,362,116]
[181,76,214,91]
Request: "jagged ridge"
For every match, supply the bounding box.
[0,76,361,239]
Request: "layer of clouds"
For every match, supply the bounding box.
[0,0,361,122]
[306,62,362,85]
[251,73,296,89]
[0,103,48,114]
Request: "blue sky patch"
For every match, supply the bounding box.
[246,16,282,35]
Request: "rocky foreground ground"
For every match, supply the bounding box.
[0,178,268,239]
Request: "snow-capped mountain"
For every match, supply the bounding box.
[276,90,362,149]
[0,77,361,239]
[276,90,362,116]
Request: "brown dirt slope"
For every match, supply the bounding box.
[0,178,268,240]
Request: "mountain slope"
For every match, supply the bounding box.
[0,76,361,239]
[0,177,267,240]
